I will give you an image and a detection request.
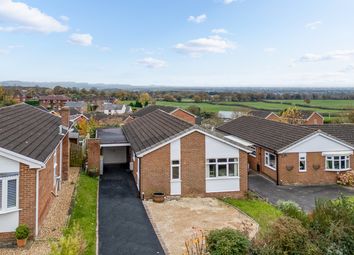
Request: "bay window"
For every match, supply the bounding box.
[207,158,239,178]
[265,151,276,170]
[326,155,350,171]
[0,174,19,213]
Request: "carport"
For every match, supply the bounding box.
[96,128,130,175]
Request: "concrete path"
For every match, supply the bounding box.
[249,172,354,212]
[99,164,165,255]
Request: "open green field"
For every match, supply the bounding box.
[156,101,250,112]
[267,99,354,109]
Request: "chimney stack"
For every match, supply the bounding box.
[59,106,70,127]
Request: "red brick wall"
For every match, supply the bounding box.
[140,144,170,198]
[278,152,353,185]
[19,163,36,236]
[251,147,277,181]
[171,109,196,124]
[304,113,324,125]
[87,139,101,175]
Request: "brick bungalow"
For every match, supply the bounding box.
[217,116,354,185]
[89,110,251,199]
[126,105,197,125]
[249,110,324,125]
[0,103,70,243]
[39,95,70,110]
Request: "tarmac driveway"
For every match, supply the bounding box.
[99,164,165,255]
[249,172,354,212]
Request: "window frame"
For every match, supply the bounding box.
[171,160,181,181]
[299,153,307,172]
[0,174,19,213]
[325,155,350,171]
[265,151,277,171]
[206,158,239,179]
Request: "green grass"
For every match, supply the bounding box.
[224,198,282,231]
[156,101,250,112]
[268,99,354,109]
[66,173,98,255]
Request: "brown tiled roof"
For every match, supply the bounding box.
[122,109,192,153]
[0,103,66,162]
[303,124,354,146]
[248,110,277,118]
[217,116,314,151]
[132,105,177,117]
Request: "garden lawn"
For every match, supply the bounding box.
[66,173,98,255]
[224,198,282,232]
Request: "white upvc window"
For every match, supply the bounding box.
[299,153,307,172]
[325,155,350,171]
[265,151,276,170]
[206,158,239,178]
[171,160,181,180]
[0,174,19,213]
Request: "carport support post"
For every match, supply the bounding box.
[87,139,101,176]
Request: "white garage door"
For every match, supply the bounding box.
[102,147,127,164]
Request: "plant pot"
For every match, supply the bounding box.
[17,238,27,248]
[152,192,165,203]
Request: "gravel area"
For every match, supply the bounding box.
[0,167,80,255]
[144,197,259,255]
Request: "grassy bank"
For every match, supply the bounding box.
[224,198,282,232]
[66,173,98,255]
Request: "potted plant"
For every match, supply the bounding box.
[15,224,30,248]
[152,192,165,203]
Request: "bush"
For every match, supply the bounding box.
[50,224,86,255]
[15,224,30,240]
[254,216,320,255]
[207,228,250,255]
[276,200,309,226]
[337,170,354,186]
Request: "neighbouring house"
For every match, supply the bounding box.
[217,116,354,185]
[89,110,251,199]
[65,101,87,113]
[0,103,70,243]
[12,90,26,103]
[129,105,197,125]
[103,103,132,115]
[218,111,243,122]
[39,95,70,110]
[249,110,324,125]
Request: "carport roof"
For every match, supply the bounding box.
[96,128,129,145]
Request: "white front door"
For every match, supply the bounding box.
[170,160,181,195]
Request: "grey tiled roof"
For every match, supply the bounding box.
[132,105,177,117]
[65,101,85,108]
[304,124,354,146]
[0,103,66,162]
[122,109,192,153]
[217,116,314,151]
[103,103,124,111]
[97,128,129,145]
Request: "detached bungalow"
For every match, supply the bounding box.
[217,116,354,185]
[0,103,70,243]
[89,110,251,199]
[249,110,324,125]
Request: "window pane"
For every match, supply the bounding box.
[208,159,216,163]
[346,157,350,169]
[341,158,346,169]
[209,164,216,177]
[172,166,179,179]
[7,179,17,208]
[172,160,180,165]
[228,158,235,162]
[299,161,305,170]
[218,158,227,163]
[218,164,227,177]
[334,159,340,169]
[327,159,333,169]
[229,164,235,176]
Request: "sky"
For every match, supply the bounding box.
[0,0,354,87]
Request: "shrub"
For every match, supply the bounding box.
[276,200,309,226]
[15,224,30,240]
[207,228,250,255]
[184,228,207,255]
[50,224,86,255]
[254,216,320,255]
[337,170,354,186]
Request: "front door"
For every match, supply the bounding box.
[170,160,181,195]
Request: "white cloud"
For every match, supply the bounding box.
[264,47,276,53]
[175,35,236,57]
[211,28,229,34]
[188,14,207,24]
[0,44,23,54]
[60,15,70,22]
[297,49,354,62]
[0,0,68,33]
[305,20,322,30]
[69,33,93,46]
[223,0,235,4]
[137,57,167,69]
[339,64,354,73]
